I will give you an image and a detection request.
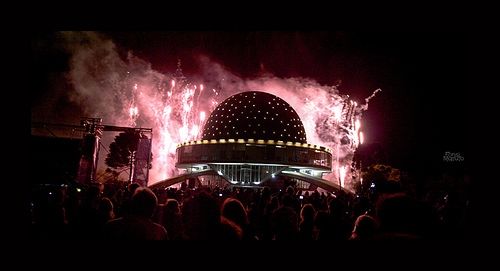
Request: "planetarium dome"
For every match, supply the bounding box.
[150,90,344,194]
[201,91,307,143]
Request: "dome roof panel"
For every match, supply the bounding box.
[201,91,307,143]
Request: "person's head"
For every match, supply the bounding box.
[328,196,343,216]
[182,191,222,240]
[351,214,377,240]
[130,187,158,218]
[164,199,181,215]
[300,204,316,223]
[128,183,140,195]
[282,194,295,208]
[98,197,115,220]
[376,193,418,234]
[221,198,248,226]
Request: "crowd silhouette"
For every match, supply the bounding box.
[29,176,475,240]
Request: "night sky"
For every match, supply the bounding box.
[31,31,470,173]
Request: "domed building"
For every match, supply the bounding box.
[150,91,343,193]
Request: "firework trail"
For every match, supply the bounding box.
[54,32,380,189]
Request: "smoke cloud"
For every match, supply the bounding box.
[36,31,379,190]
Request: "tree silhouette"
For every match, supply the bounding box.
[357,164,401,196]
[105,130,142,171]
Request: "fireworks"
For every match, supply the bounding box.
[339,165,347,188]
[95,73,378,189]
[65,32,380,188]
[129,106,138,119]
